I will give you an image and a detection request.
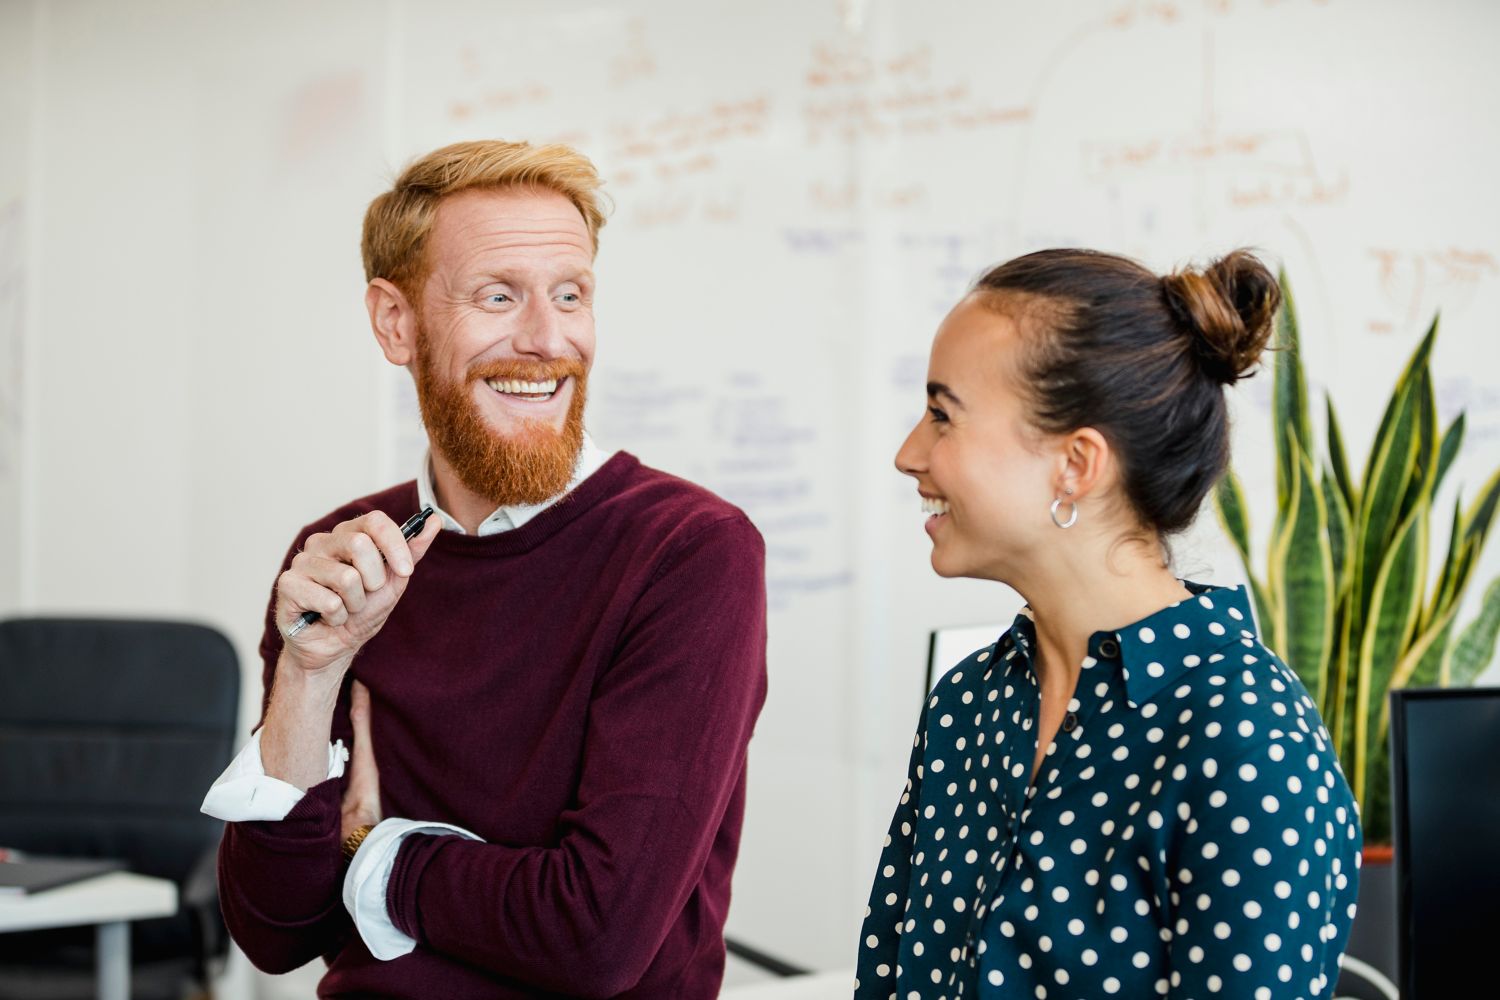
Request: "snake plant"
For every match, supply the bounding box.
[1213,274,1500,845]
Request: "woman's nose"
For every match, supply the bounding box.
[895,420,929,478]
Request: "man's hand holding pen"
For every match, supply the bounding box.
[275,509,442,674]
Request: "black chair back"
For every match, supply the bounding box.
[0,617,239,983]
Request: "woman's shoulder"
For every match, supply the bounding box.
[928,626,1022,701]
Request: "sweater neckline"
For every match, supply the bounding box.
[418,451,640,557]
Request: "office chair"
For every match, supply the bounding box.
[0,617,240,1000]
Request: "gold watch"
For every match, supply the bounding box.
[342,823,375,863]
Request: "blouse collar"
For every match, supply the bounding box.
[1006,581,1258,708]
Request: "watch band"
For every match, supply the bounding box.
[342,823,375,863]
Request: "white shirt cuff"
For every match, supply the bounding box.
[200,731,349,822]
[342,818,483,960]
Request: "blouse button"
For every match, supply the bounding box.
[1099,637,1121,658]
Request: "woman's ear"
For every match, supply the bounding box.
[366,278,419,366]
[1056,426,1112,500]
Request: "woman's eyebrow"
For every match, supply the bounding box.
[927,382,965,409]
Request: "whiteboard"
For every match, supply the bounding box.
[363,0,1500,966]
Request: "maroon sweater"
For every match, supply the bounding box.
[218,453,768,999]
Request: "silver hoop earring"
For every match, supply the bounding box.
[1050,495,1078,529]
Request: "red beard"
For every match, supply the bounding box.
[413,337,588,508]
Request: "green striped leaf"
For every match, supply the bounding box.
[1355,503,1428,807]
[1323,469,1353,598]
[1433,413,1466,497]
[1462,467,1500,549]
[1354,377,1420,623]
[1214,467,1276,637]
[1214,467,1254,565]
[1425,495,1466,633]
[1327,395,1358,513]
[1278,441,1334,707]
[1330,609,1356,768]
[1392,605,1459,691]
[1247,577,1276,652]
[1446,576,1500,687]
[1398,368,1438,523]
[1273,272,1312,510]
[1361,317,1438,491]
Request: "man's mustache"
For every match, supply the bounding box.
[467,358,587,384]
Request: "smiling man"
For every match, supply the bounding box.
[201,141,768,999]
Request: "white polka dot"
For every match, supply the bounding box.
[1139,627,1156,643]
[1174,623,1191,639]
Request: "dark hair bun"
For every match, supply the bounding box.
[1161,249,1280,385]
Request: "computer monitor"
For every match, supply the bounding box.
[1389,686,1500,997]
[925,624,1007,694]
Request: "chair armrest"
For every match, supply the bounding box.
[183,838,227,986]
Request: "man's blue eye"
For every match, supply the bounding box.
[558,292,579,303]
[487,293,511,304]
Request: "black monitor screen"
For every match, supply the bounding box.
[1390,687,1500,996]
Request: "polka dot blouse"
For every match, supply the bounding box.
[855,582,1362,999]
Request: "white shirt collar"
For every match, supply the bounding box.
[417,433,612,536]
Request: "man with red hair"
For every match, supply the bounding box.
[203,140,767,999]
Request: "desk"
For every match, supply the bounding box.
[721,970,856,999]
[0,871,178,1000]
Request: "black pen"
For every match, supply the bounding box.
[286,506,436,638]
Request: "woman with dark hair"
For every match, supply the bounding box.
[855,250,1361,998]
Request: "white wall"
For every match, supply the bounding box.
[0,0,34,611]
[4,0,1500,993]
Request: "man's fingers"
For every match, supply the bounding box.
[406,513,443,566]
[277,570,352,629]
[288,553,370,618]
[349,680,379,782]
[338,511,416,578]
[324,516,399,590]
[340,681,382,839]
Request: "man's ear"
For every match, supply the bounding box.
[366,278,419,366]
